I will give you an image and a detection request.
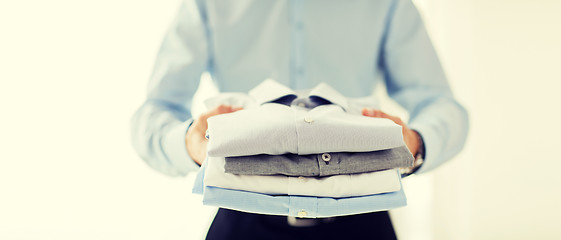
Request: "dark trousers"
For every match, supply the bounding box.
[206,208,397,240]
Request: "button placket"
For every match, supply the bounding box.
[317,153,340,176]
[288,0,305,87]
[288,195,318,218]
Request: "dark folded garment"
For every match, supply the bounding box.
[224,146,414,177]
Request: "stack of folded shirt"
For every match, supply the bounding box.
[193,80,414,218]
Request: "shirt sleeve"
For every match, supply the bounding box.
[130,0,210,177]
[380,0,469,174]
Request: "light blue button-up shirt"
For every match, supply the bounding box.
[131,0,469,177]
[193,160,407,218]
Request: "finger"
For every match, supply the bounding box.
[214,104,235,114]
[216,105,244,114]
[368,110,405,126]
[362,108,386,117]
[380,112,404,126]
[362,108,374,116]
[362,108,385,118]
[203,105,241,119]
[201,105,222,118]
[376,110,394,121]
[373,110,384,118]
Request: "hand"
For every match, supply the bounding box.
[186,105,243,165]
[362,108,421,156]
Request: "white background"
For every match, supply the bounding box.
[1,0,560,239]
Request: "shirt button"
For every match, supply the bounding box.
[298,102,306,108]
[297,210,308,217]
[304,116,313,123]
[297,176,307,183]
[321,153,331,162]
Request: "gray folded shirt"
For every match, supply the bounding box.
[224,146,414,177]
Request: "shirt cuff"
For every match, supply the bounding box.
[161,119,200,175]
[409,122,442,175]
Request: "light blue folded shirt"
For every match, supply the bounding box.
[192,160,407,218]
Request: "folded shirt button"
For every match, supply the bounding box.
[304,116,313,123]
[321,153,331,162]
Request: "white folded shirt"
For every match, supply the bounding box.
[204,156,402,198]
[206,103,404,157]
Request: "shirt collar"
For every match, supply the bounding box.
[248,79,297,105]
[308,82,349,111]
[249,79,349,111]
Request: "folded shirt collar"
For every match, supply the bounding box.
[249,79,349,111]
[248,79,297,105]
[308,82,349,111]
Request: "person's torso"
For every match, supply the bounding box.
[203,0,394,97]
